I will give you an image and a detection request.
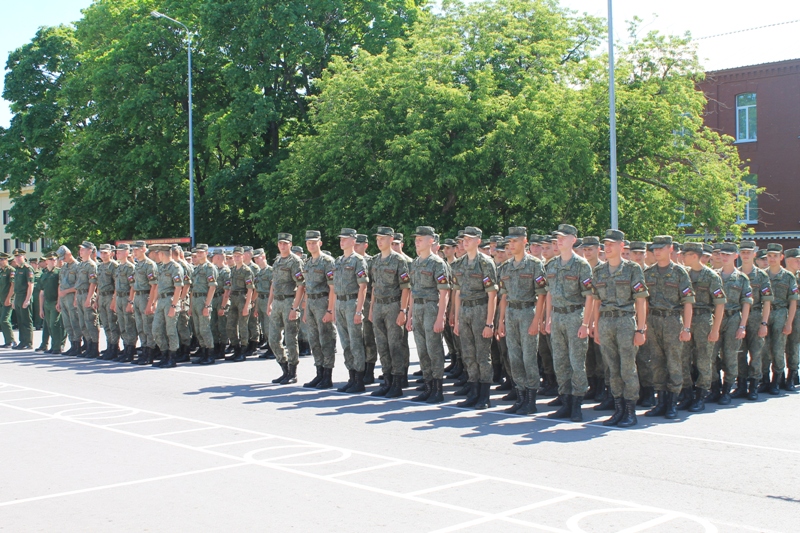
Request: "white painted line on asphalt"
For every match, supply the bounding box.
[0,394,59,402]
[326,461,405,478]
[0,463,247,508]
[201,436,275,449]
[404,476,486,497]
[28,401,93,409]
[566,507,716,533]
[148,426,219,437]
[103,417,173,427]
[613,512,681,533]
[632,430,800,455]
[0,417,51,426]
[429,494,577,533]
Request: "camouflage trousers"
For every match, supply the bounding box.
[134,292,156,349]
[785,309,800,373]
[76,292,99,343]
[683,312,714,390]
[412,300,446,380]
[598,314,639,401]
[60,294,81,343]
[269,296,300,366]
[551,309,588,396]
[152,296,179,352]
[115,295,138,347]
[191,297,214,349]
[646,314,685,394]
[305,294,336,369]
[372,299,405,376]
[635,337,653,387]
[738,310,765,380]
[227,293,251,348]
[210,294,227,346]
[458,301,492,383]
[363,296,378,365]
[177,299,191,347]
[255,295,270,347]
[505,306,540,389]
[584,337,607,381]
[335,298,365,372]
[764,307,788,375]
[539,332,554,375]
[713,312,742,385]
[98,293,119,345]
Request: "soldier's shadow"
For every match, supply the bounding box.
[0,352,150,374]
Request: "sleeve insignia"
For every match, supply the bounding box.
[761,286,771,295]
[399,272,410,282]
[326,270,334,281]
[581,278,593,289]
[357,270,366,278]
[633,281,645,293]
[682,286,693,296]
[436,274,448,284]
[483,276,493,287]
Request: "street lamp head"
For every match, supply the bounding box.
[151,11,163,18]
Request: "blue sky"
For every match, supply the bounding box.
[2,0,799,128]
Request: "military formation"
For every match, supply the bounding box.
[2,227,799,429]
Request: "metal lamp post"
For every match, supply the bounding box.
[151,10,195,246]
[608,0,618,230]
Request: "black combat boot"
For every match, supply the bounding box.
[473,383,492,410]
[304,366,323,388]
[229,345,246,363]
[456,382,479,408]
[585,376,597,400]
[638,386,655,408]
[272,362,289,384]
[706,382,722,403]
[570,395,584,422]
[242,340,256,357]
[618,400,638,428]
[676,387,693,410]
[363,362,376,385]
[542,374,559,397]
[718,382,732,405]
[411,381,432,402]
[157,351,177,368]
[731,377,748,399]
[492,363,503,384]
[337,369,356,392]
[519,389,538,415]
[384,374,403,398]
[547,395,563,407]
[757,373,770,393]
[454,370,469,387]
[594,388,615,411]
[401,367,409,388]
[280,364,298,385]
[746,378,758,400]
[371,375,393,397]
[446,358,463,378]
[768,372,781,396]
[547,395,572,419]
[603,398,625,426]
[199,348,215,365]
[593,378,607,403]
[426,379,444,404]
[664,391,678,419]
[453,380,473,396]
[505,388,526,414]
[688,387,706,412]
[786,370,797,392]
[644,391,667,417]
[316,367,333,389]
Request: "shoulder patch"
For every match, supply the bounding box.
[581,277,593,289]
[633,281,645,293]
[483,275,493,288]
[400,271,409,282]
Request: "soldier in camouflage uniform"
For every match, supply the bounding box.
[268,234,306,384]
[112,244,138,363]
[643,236,695,419]
[581,236,607,404]
[151,244,185,368]
[545,225,595,422]
[537,234,558,397]
[226,247,255,363]
[252,249,273,359]
[763,243,798,395]
[591,230,648,428]
[74,242,100,358]
[56,247,81,355]
[452,226,498,410]
[211,249,231,359]
[332,228,369,393]
[97,244,121,360]
[710,243,752,404]
[172,245,193,362]
[735,241,772,400]
[131,241,158,365]
[629,241,655,408]
[189,244,217,365]
[782,248,800,391]
[496,227,547,416]
[242,246,261,356]
[301,231,336,389]
[354,234,378,384]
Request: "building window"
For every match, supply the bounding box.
[29,241,37,252]
[3,240,9,254]
[736,93,757,142]
[14,240,23,251]
[737,174,758,224]
[2,211,9,225]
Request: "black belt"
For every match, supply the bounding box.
[230,290,246,296]
[650,308,681,317]
[508,300,536,310]
[274,294,294,301]
[599,310,634,318]
[724,309,741,317]
[159,292,174,299]
[192,292,207,298]
[307,293,328,300]
[375,295,401,305]
[99,290,115,296]
[337,293,359,301]
[461,298,488,308]
[553,304,583,314]
[751,305,762,312]
[693,308,712,316]
[135,290,151,295]
[77,290,89,295]
[257,293,270,300]
[414,298,438,305]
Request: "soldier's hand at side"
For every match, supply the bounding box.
[406,317,413,332]
[758,324,768,338]
[323,310,333,324]
[544,320,551,335]
[395,312,406,327]
[679,330,691,342]
[707,330,719,343]
[22,299,29,309]
[266,305,272,317]
[453,323,459,336]
[126,302,133,313]
[288,309,297,321]
[146,304,155,316]
[202,307,210,317]
[39,309,45,319]
[433,317,445,334]
[577,324,589,339]
[496,323,505,338]
[242,305,250,317]
[528,320,539,336]
[168,307,176,318]
[186,306,192,317]
[110,301,116,313]
[354,313,363,325]
[449,314,455,328]
[735,326,746,340]
[481,325,493,339]
[56,302,61,312]
[217,308,224,317]
[633,331,645,347]
[783,324,792,335]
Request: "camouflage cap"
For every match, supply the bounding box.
[720,243,739,254]
[553,224,578,237]
[305,230,321,241]
[242,246,253,253]
[766,243,783,254]
[582,236,600,247]
[374,226,394,237]
[489,234,504,243]
[756,249,767,259]
[495,240,507,251]
[528,234,542,244]
[355,234,368,244]
[548,233,558,243]
[443,238,456,247]
[56,245,70,259]
[392,232,404,243]
[210,248,223,257]
[171,244,182,253]
[629,241,647,252]
[433,234,440,244]
[702,243,713,255]
[456,230,465,239]
[784,248,800,259]
[232,246,244,254]
[413,226,436,237]
[291,246,303,254]
[650,235,673,249]
[711,242,723,251]
[683,242,704,255]
[79,241,95,250]
[253,248,265,258]
[116,243,130,251]
[463,226,482,238]
[674,243,682,253]
[623,240,631,249]
[194,243,209,252]
[338,228,357,239]
[130,240,147,249]
[277,232,293,243]
[98,244,114,252]
[602,229,625,242]
[478,240,490,249]
[739,240,757,250]
[505,227,527,240]
[572,238,583,249]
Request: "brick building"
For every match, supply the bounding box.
[699,58,800,248]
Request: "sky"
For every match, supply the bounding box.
[1,0,799,128]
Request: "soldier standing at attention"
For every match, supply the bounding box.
[582,236,609,407]
[629,241,655,408]
[131,241,159,365]
[544,225,594,422]
[189,244,217,365]
[452,226,498,410]
[762,244,798,395]
[301,232,336,389]
[390,232,413,387]
[74,243,99,358]
[369,227,412,398]
[406,226,450,403]
[151,245,185,368]
[97,244,121,360]
[331,228,369,393]
[171,245,193,362]
[251,249,273,360]
[735,241,771,399]
[112,244,137,363]
[354,234,378,384]
[9,249,35,350]
[56,247,81,355]
[226,247,255,363]
[211,249,231,360]
[39,253,65,354]
[643,236,694,419]
[242,246,261,357]
[268,234,306,384]
[782,248,800,391]
[440,239,460,374]
[591,230,648,428]
[496,227,547,415]
[0,253,17,348]
[537,234,558,398]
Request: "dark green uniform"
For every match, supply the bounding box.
[32,266,43,330]
[0,265,15,345]
[39,266,64,351]
[13,261,35,346]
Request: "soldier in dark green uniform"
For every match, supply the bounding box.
[496,227,547,415]
[332,228,370,393]
[763,243,798,395]
[452,226,498,410]
[11,249,35,350]
[0,253,17,348]
[591,230,648,428]
[301,231,336,389]
[643,236,695,419]
[38,253,65,354]
[268,234,306,383]
[31,258,44,339]
[736,241,772,400]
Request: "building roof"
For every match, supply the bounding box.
[705,57,800,79]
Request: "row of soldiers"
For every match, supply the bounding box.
[4,227,798,429]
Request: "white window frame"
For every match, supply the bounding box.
[735,93,757,143]
[737,174,758,224]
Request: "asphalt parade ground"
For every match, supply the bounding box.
[1,331,798,532]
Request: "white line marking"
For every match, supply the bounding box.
[405,476,486,497]
[201,436,274,449]
[429,494,577,533]
[0,464,247,508]
[28,401,93,410]
[148,426,219,437]
[0,418,50,426]
[326,461,404,478]
[0,394,58,402]
[103,417,173,427]
[615,513,679,533]
[566,508,716,533]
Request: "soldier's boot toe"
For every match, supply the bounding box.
[371,376,393,397]
[617,400,638,428]
[337,370,356,392]
[644,391,667,417]
[520,389,538,415]
[593,388,615,411]
[304,366,324,388]
[272,362,289,384]
[547,395,572,419]
[603,398,625,426]
[426,379,444,404]
[569,395,584,422]
[280,364,298,385]
[316,367,333,389]
[718,383,732,405]
[664,392,679,419]
[383,374,403,398]
[363,362,376,385]
[411,381,432,402]
[504,388,526,414]
[473,383,492,410]
[455,383,479,408]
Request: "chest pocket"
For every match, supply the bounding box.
[662,280,681,301]
[694,282,711,304]
[614,279,631,303]
[773,282,789,300]
[381,267,397,285]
